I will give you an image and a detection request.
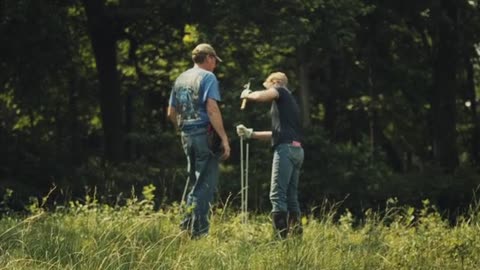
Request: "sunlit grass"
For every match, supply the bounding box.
[1,197,480,269]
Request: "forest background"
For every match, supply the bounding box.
[2,0,480,219]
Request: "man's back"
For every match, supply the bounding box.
[170,67,220,130]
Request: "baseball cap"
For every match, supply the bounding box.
[192,43,223,62]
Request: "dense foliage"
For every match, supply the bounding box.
[2,0,480,216]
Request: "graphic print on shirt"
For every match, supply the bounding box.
[173,73,203,128]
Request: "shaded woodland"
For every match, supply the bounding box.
[2,0,480,217]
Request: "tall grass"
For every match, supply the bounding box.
[0,195,479,269]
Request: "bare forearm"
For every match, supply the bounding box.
[167,106,178,129]
[246,88,278,102]
[207,98,231,160]
[252,131,272,140]
[207,100,228,141]
[209,113,228,141]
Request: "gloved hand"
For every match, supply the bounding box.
[240,89,252,99]
[236,124,253,139]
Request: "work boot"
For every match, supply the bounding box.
[288,212,303,237]
[272,211,288,239]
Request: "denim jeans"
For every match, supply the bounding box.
[179,128,219,237]
[270,143,304,213]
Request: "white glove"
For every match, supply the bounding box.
[236,124,253,139]
[240,89,252,99]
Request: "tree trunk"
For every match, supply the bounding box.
[297,47,311,127]
[82,0,124,163]
[125,91,133,161]
[466,53,479,165]
[324,55,339,138]
[68,72,81,166]
[431,1,459,171]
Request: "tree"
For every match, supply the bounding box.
[430,0,459,170]
[82,0,124,163]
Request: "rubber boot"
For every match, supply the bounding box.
[272,211,288,239]
[288,212,303,237]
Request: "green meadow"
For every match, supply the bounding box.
[1,194,479,270]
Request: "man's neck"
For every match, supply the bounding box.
[194,63,213,72]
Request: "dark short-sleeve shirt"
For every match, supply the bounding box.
[270,87,303,148]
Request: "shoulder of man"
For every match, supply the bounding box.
[201,71,219,87]
[202,70,217,79]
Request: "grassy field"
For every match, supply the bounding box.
[0,196,480,270]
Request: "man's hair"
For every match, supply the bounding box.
[192,53,208,64]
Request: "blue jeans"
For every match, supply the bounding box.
[270,143,304,213]
[179,128,219,237]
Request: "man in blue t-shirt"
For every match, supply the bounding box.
[168,43,230,238]
[236,72,304,239]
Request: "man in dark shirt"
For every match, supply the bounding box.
[236,72,304,239]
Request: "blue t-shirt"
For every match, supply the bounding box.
[168,67,221,131]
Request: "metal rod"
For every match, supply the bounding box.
[245,142,249,223]
[240,136,244,223]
